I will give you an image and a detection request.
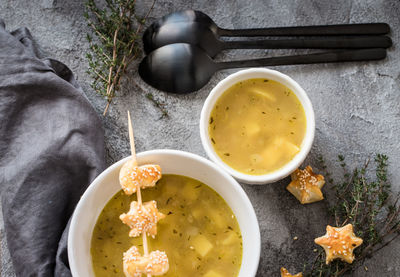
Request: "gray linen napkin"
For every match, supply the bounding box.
[0,19,105,276]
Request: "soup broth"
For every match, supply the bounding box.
[208,78,307,175]
[91,174,242,277]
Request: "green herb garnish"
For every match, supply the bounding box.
[84,0,156,115]
[302,154,400,276]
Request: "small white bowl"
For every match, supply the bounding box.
[200,68,315,184]
[68,149,260,277]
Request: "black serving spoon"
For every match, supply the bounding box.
[139,43,386,94]
[143,21,392,57]
[143,10,390,48]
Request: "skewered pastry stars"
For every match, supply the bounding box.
[280,267,303,277]
[121,112,169,277]
[314,224,363,264]
[123,246,169,276]
[120,200,166,238]
[119,159,162,195]
[286,165,325,204]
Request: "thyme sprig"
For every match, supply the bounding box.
[304,154,400,276]
[84,0,155,115]
[146,93,168,119]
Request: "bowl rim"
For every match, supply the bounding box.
[199,68,315,184]
[68,149,261,277]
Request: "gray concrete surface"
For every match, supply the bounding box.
[1,0,399,276]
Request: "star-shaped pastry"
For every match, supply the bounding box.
[119,160,162,195]
[314,224,363,264]
[280,267,302,277]
[120,200,166,238]
[286,165,325,204]
[123,246,169,277]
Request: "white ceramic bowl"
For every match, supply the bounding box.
[200,68,315,184]
[68,149,260,277]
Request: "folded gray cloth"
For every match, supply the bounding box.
[0,19,105,276]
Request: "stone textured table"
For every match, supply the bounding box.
[1,0,399,276]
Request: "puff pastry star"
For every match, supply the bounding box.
[286,165,325,204]
[280,267,302,277]
[314,224,363,264]
[119,160,162,195]
[120,200,166,238]
[123,246,169,277]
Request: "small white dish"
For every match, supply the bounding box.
[68,149,260,277]
[200,68,315,184]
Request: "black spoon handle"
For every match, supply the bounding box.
[219,23,390,37]
[224,36,392,50]
[216,48,386,70]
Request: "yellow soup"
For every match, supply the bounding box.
[91,174,242,277]
[208,78,306,175]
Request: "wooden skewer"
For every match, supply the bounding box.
[127,111,137,167]
[127,111,151,277]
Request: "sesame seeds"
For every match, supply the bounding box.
[287,165,325,204]
[120,200,165,238]
[119,163,162,195]
[295,166,323,189]
[315,224,363,264]
[123,247,169,275]
[119,161,169,276]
